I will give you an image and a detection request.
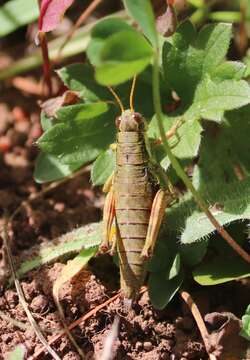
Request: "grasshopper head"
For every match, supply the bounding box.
[116,110,145,132]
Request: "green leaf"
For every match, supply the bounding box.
[95,31,153,85]
[148,115,202,165]
[149,270,183,309]
[195,105,250,193]
[56,102,109,122]
[163,21,250,122]
[57,63,111,101]
[7,345,26,360]
[196,23,232,75]
[16,223,101,278]
[123,0,157,47]
[180,240,208,267]
[211,61,246,81]
[53,247,97,295]
[193,257,250,286]
[180,179,250,244]
[171,105,250,245]
[91,149,115,186]
[241,305,250,341]
[192,222,250,286]
[38,109,116,165]
[0,0,39,38]
[185,76,250,122]
[168,253,181,280]
[34,152,83,183]
[41,112,54,131]
[87,18,134,66]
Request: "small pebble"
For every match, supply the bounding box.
[135,341,143,351]
[5,290,18,308]
[30,295,49,313]
[143,341,153,351]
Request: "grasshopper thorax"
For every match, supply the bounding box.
[116,109,145,132]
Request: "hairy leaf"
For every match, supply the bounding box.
[91,149,115,186]
[123,0,157,47]
[163,21,250,122]
[39,0,74,32]
[185,76,250,122]
[16,223,101,277]
[0,0,39,38]
[38,109,116,165]
[180,179,250,244]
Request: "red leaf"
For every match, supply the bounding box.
[39,0,74,32]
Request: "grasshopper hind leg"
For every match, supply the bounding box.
[141,189,171,259]
[100,187,117,253]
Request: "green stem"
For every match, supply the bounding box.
[186,0,204,8]
[208,11,241,23]
[152,51,250,264]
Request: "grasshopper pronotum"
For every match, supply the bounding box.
[101,78,174,300]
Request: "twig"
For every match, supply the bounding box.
[99,316,120,360]
[53,287,86,359]
[179,290,216,360]
[2,216,61,360]
[57,0,103,58]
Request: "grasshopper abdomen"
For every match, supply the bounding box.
[114,111,155,299]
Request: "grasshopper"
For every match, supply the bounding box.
[101,80,174,300]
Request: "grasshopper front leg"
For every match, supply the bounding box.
[101,174,117,253]
[141,189,172,259]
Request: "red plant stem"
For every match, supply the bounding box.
[38,31,52,97]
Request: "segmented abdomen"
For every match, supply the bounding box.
[114,131,154,299]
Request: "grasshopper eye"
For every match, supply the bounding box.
[132,112,143,124]
[115,116,121,128]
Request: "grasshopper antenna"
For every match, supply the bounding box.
[107,86,124,113]
[129,75,137,113]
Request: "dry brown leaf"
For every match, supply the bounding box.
[205,312,248,360]
[40,90,80,117]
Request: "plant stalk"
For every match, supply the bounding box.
[152,51,250,264]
